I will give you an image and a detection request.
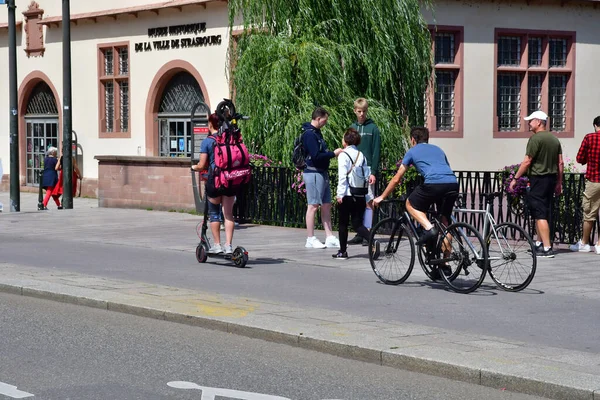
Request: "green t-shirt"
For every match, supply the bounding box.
[525,131,562,176]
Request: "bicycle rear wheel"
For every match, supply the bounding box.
[487,222,536,291]
[437,222,488,294]
[368,217,415,285]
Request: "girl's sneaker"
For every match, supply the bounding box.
[332,250,348,259]
[325,236,340,248]
[208,244,223,254]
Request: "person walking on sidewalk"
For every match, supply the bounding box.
[570,116,600,254]
[347,98,381,246]
[52,155,81,201]
[41,147,61,210]
[333,128,372,259]
[302,107,343,249]
[509,111,563,258]
[373,127,458,250]
[192,113,238,255]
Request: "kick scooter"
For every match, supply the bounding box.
[195,190,249,268]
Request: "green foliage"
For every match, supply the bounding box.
[228,0,432,167]
[380,161,420,199]
[398,165,420,196]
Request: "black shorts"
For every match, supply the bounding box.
[205,175,238,198]
[408,183,459,219]
[527,174,556,220]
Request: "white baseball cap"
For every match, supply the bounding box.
[524,111,548,121]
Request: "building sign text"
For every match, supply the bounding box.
[135,22,222,52]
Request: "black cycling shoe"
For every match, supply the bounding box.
[429,265,451,281]
[439,264,452,277]
[429,268,441,281]
[416,227,438,246]
[347,235,363,245]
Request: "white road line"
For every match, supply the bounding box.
[0,382,34,398]
[167,381,291,399]
[167,381,347,400]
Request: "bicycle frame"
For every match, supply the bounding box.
[453,201,510,263]
[399,207,485,263]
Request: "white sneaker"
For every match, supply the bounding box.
[305,236,326,249]
[569,240,591,252]
[595,245,600,255]
[208,244,223,254]
[325,236,340,248]
[223,244,233,255]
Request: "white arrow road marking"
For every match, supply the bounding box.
[167,381,291,399]
[0,382,34,398]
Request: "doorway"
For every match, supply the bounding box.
[157,71,205,158]
[24,82,59,186]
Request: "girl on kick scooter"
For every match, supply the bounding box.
[192,105,248,267]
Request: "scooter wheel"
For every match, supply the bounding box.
[196,244,208,263]
[232,246,248,268]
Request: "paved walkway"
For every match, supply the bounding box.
[1,191,599,400]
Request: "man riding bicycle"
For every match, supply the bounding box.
[373,126,459,246]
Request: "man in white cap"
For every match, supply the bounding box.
[509,111,563,258]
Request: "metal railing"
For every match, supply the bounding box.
[239,167,592,244]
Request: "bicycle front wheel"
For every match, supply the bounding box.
[487,222,536,291]
[437,222,488,294]
[369,217,415,285]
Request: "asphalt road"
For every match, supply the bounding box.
[0,292,548,400]
[1,231,598,355]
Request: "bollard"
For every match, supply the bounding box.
[37,170,45,210]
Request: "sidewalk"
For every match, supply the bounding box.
[1,191,600,400]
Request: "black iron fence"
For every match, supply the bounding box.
[238,167,592,245]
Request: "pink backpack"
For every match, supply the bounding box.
[209,129,252,189]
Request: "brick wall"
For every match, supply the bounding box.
[96,156,197,211]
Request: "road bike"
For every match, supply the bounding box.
[369,193,489,294]
[456,192,536,291]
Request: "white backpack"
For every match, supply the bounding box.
[343,151,370,197]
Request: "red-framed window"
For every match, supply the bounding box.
[98,42,131,138]
[494,29,575,138]
[426,26,464,138]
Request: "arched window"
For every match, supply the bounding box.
[158,72,205,157]
[26,82,58,115]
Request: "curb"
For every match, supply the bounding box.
[0,282,598,400]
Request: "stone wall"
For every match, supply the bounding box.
[95,156,197,211]
[0,174,97,199]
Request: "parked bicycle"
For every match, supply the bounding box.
[369,192,489,294]
[455,192,537,291]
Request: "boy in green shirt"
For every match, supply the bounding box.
[348,98,381,245]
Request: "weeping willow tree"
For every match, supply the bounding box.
[228,0,433,167]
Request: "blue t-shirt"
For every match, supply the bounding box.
[402,143,457,184]
[200,136,216,170]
